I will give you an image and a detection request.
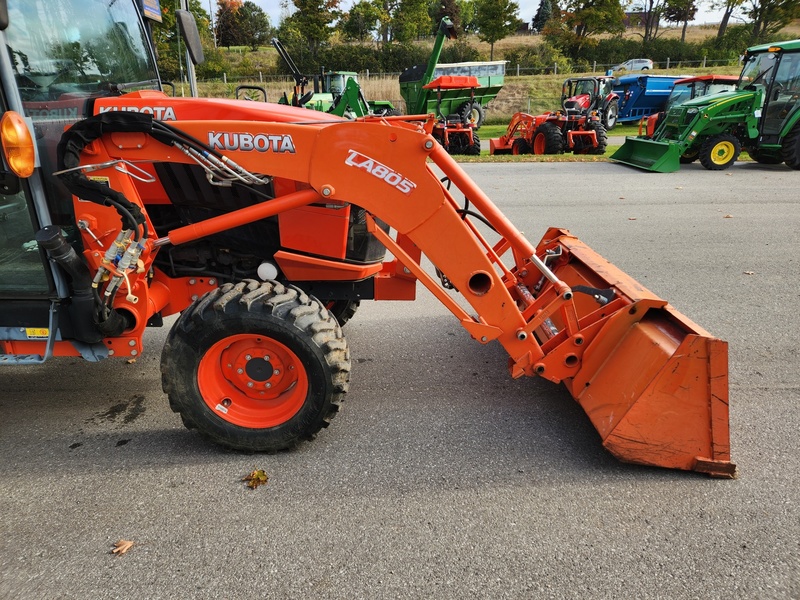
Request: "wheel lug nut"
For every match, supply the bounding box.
[247,382,254,388]
[274,369,280,375]
[245,354,252,360]
[265,382,272,388]
[237,368,244,374]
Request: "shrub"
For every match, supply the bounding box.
[501,42,572,74]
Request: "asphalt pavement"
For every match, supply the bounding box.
[1,161,799,599]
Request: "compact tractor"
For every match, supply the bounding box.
[612,39,800,172]
[271,38,398,118]
[489,78,610,156]
[0,0,734,476]
[423,75,481,155]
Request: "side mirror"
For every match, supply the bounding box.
[176,10,204,65]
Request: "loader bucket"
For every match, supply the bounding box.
[610,136,683,173]
[538,230,735,477]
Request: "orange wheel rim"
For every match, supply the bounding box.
[533,133,546,154]
[198,334,308,428]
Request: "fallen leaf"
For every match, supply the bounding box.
[723,214,734,218]
[628,217,637,220]
[619,196,625,199]
[112,540,134,556]
[675,186,683,190]
[242,469,269,489]
[744,271,755,275]
[126,358,137,364]
[726,172,733,176]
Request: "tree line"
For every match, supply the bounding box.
[152,0,799,82]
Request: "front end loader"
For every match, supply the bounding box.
[612,39,800,172]
[0,0,734,476]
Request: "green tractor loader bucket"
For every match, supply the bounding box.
[610,137,683,173]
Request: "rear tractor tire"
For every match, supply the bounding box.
[699,133,741,171]
[604,100,619,130]
[781,124,800,169]
[458,101,485,128]
[532,122,565,154]
[161,280,350,452]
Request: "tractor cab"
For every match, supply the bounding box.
[0,0,200,362]
[739,42,800,142]
[561,78,602,115]
[561,76,619,128]
[324,71,358,95]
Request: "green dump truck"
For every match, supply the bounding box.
[399,18,505,127]
[611,38,800,172]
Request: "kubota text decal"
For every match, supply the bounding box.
[345,150,416,194]
[208,132,296,153]
[98,105,177,120]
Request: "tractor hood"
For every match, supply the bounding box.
[91,91,345,125]
[665,89,756,126]
[678,88,748,110]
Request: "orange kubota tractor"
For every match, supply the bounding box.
[423,75,482,155]
[0,0,734,477]
[490,77,610,156]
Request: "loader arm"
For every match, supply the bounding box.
[59,112,734,477]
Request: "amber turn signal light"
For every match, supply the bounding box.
[1,111,35,178]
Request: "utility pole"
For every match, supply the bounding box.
[209,0,217,48]
[179,0,199,97]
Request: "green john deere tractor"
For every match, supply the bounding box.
[271,38,398,118]
[611,38,800,172]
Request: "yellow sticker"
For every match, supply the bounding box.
[25,328,49,339]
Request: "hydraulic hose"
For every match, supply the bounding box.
[35,225,104,344]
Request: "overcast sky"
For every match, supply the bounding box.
[205,0,731,31]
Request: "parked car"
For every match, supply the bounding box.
[611,58,653,72]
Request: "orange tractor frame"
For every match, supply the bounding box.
[4,95,732,477]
